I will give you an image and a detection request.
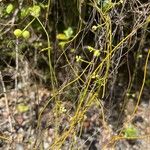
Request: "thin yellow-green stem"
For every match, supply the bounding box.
[22,18,35,32]
[132,49,150,116]
[37,64,91,129]
[36,17,57,88]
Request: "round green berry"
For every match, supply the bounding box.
[22,30,30,39]
[13,29,22,38]
[6,4,14,14]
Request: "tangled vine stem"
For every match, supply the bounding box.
[0,0,150,149]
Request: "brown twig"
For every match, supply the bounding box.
[0,71,13,132]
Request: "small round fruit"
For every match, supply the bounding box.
[13,29,22,38]
[22,30,30,39]
[6,4,14,14]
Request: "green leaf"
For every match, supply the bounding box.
[56,33,69,40]
[58,41,67,49]
[99,0,113,12]
[123,125,138,138]
[30,5,41,18]
[21,7,30,18]
[6,3,14,14]
[94,50,100,57]
[17,104,29,113]
[64,27,73,38]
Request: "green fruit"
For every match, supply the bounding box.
[6,3,14,14]
[64,27,73,38]
[22,30,30,39]
[13,29,22,38]
[30,5,41,18]
[21,8,30,18]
